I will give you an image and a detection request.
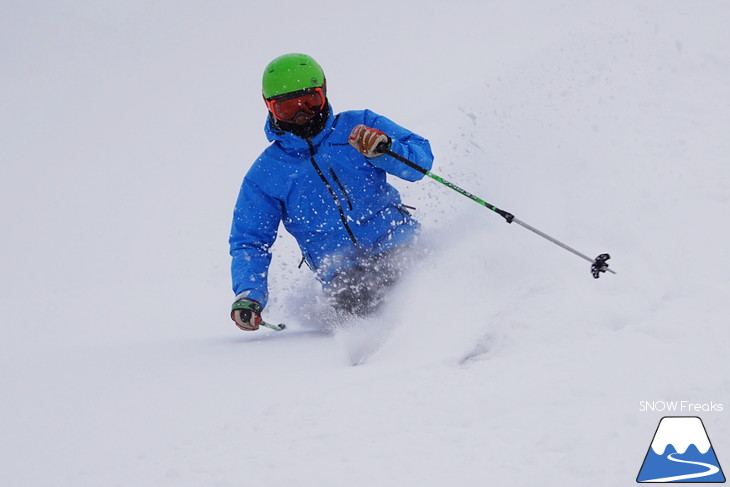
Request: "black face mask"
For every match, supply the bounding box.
[271,104,329,139]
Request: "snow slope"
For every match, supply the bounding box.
[1,1,729,486]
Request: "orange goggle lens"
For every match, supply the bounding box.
[266,87,326,121]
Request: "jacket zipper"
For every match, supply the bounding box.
[306,139,361,250]
[328,167,353,211]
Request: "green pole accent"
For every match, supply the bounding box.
[425,172,513,221]
[380,146,515,223]
[262,321,286,332]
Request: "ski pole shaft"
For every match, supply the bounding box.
[380,147,516,222]
[262,321,286,331]
[379,146,616,277]
[510,217,615,273]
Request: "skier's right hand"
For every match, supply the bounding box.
[348,124,391,158]
[231,298,263,331]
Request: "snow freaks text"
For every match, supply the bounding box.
[639,401,724,413]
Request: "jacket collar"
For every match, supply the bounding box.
[264,104,335,155]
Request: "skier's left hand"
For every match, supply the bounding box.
[231,298,263,331]
[348,124,391,158]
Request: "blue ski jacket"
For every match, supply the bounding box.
[229,107,434,308]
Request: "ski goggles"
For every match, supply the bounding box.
[265,87,326,122]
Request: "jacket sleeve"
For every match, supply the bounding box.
[363,110,434,182]
[229,176,282,309]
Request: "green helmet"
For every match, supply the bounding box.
[262,53,326,99]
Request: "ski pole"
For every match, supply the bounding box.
[262,321,286,332]
[378,144,616,278]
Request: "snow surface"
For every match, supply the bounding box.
[1,1,729,486]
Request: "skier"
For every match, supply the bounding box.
[229,53,434,331]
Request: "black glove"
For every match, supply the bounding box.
[231,298,263,331]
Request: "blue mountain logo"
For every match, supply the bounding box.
[637,416,725,483]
